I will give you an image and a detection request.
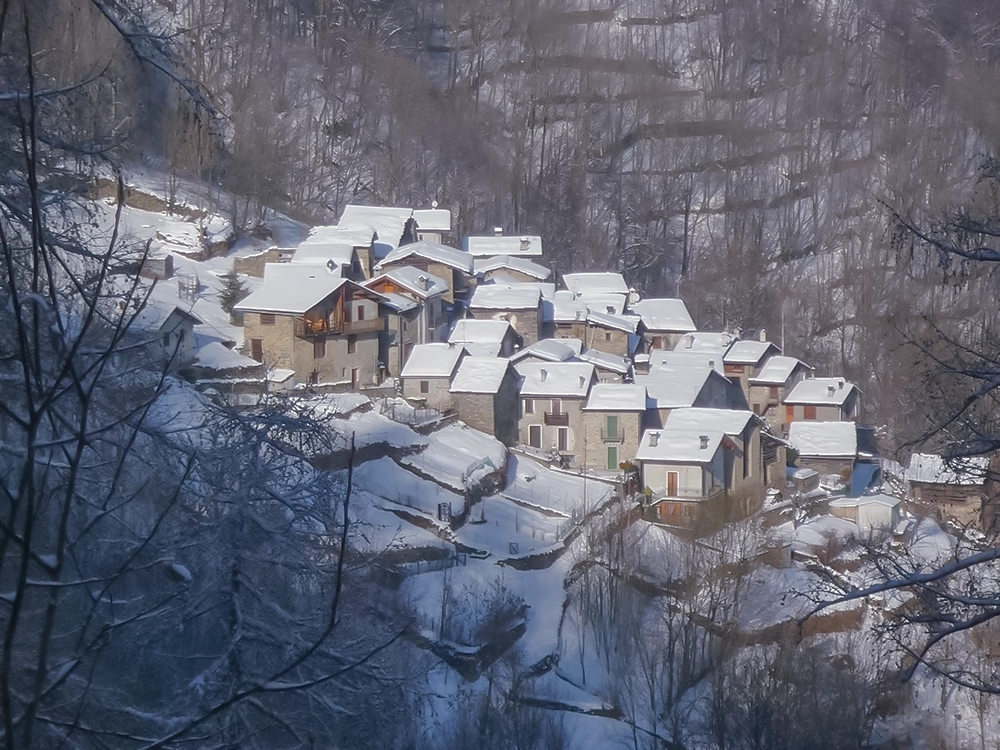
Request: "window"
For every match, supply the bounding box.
[769,386,779,400]
[803,405,817,420]
[529,424,542,448]
[420,380,429,394]
[607,445,618,471]
[785,405,795,424]
[605,415,618,438]
[557,427,569,452]
[356,304,365,321]
[347,334,357,354]
[250,339,263,362]
[667,471,679,496]
[162,332,170,348]
[523,398,534,415]
[313,338,326,359]
[551,398,562,414]
[260,313,275,325]
[605,332,612,342]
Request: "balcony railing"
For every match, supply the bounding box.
[652,486,726,502]
[544,411,569,426]
[295,316,385,337]
[601,428,625,443]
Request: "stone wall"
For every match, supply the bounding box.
[518,396,586,463]
[583,325,631,357]
[471,306,541,346]
[403,375,455,411]
[581,410,642,471]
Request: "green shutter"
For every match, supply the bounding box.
[607,445,618,471]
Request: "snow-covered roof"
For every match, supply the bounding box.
[578,348,631,375]
[292,233,358,267]
[400,343,465,379]
[650,349,725,374]
[784,377,857,407]
[586,309,637,333]
[579,293,627,316]
[724,340,780,365]
[636,428,725,464]
[469,284,541,310]
[665,408,757,436]
[133,297,202,332]
[462,235,543,257]
[457,342,502,357]
[193,342,259,371]
[412,208,452,233]
[673,331,734,351]
[377,240,473,273]
[905,453,989,486]
[829,493,900,509]
[584,383,647,411]
[474,255,550,280]
[516,361,595,398]
[234,265,348,315]
[450,357,512,394]
[338,205,410,252]
[448,319,514,344]
[749,356,812,385]
[511,338,579,363]
[562,272,629,297]
[366,266,449,299]
[552,291,589,322]
[788,421,857,458]
[378,291,420,313]
[636,365,720,410]
[630,298,696,333]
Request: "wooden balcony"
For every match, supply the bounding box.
[544,411,569,426]
[340,317,384,334]
[296,316,385,337]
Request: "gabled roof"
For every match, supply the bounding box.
[462,235,543,257]
[562,272,629,297]
[133,299,202,332]
[412,208,452,233]
[673,331,735,352]
[235,265,350,315]
[784,377,857,407]
[551,290,589,323]
[724,340,780,366]
[292,234,358,267]
[584,383,647,411]
[338,205,411,253]
[474,255,550,280]
[366,266,449,299]
[510,338,580,364]
[450,357,513,394]
[650,349,725,374]
[448,319,514,344]
[296,224,373,250]
[636,365,726,410]
[749,356,812,385]
[516,361,595,398]
[377,240,474,274]
[378,291,420,313]
[586,309,637,333]
[788,421,857,458]
[578,348,631,375]
[665,408,757,436]
[905,453,989,486]
[579,293,627,316]
[400,343,465,379]
[630,298,696,333]
[636,428,726,464]
[468,284,541,310]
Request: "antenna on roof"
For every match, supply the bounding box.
[431,200,438,209]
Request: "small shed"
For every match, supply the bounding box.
[828,494,902,534]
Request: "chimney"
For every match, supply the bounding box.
[838,379,845,389]
[540,368,548,382]
[685,334,694,349]
[827,385,836,396]
[579,375,586,388]
[418,274,430,290]
[722,333,731,346]
[606,305,614,314]
[708,359,715,369]
[759,328,767,342]
[494,227,503,237]
[649,432,660,447]
[699,435,709,449]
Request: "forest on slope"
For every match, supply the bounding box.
[28,0,1000,451]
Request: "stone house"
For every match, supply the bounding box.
[747,356,814,435]
[510,338,581,367]
[366,266,449,337]
[450,357,519,446]
[784,377,860,425]
[906,453,990,526]
[447,318,520,357]
[133,299,202,370]
[400,343,466,411]
[630,298,697,351]
[550,291,589,341]
[583,310,636,358]
[788,421,858,478]
[516,361,596,465]
[581,384,647,472]
[468,284,544,345]
[375,293,422,377]
[722,338,781,401]
[235,265,385,387]
[561,271,630,301]
[375,240,474,302]
[579,348,632,383]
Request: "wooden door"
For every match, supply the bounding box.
[250,338,263,362]
[667,471,679,496]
